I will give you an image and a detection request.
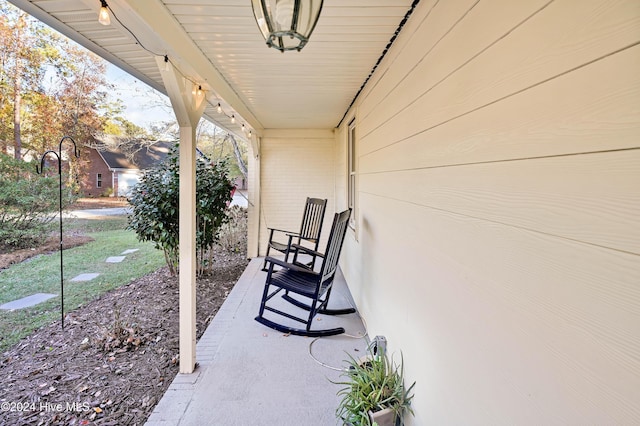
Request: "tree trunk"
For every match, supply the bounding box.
[13,67,21,160]
[12,20,23,160]
[227,134,248,181]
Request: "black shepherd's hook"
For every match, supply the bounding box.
[36,136,80,330]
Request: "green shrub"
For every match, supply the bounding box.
[0,153,75,251]
[127,146,234,275]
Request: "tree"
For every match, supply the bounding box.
[195,120,249,184]
[1,2,112,161]
[0,152,74,250]
[11,12,24,159]
[1,5,65,156]
[127,146,234,276]
[53,41,109,147]
[226,134,248,181]
[102,116,149,139]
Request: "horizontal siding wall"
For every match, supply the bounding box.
[259,129,335,255]
[338,0,640,424]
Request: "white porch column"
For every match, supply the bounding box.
[247,137,261,258]
[156,57,206,373]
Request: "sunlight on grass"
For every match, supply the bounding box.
[0,219,165,353]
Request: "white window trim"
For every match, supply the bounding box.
[347,118,357,231]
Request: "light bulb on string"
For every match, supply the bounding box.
[192,85,203,97]
[98,0,111,25]
[217,103,222,113]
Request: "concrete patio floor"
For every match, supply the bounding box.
[146,258,368,426]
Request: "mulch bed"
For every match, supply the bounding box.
[0,236,95,271]
[69,198,130,210]
[0,246,248,425]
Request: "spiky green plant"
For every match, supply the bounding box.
[335,349,415,425]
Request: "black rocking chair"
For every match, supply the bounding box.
[262,197,327,271]
[256,208,355,337]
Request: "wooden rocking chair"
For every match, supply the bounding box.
[262,197,327,271]
[256,209,355,337]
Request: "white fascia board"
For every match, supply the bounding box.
[120,0,263,136]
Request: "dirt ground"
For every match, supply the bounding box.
[0,235,94,271]
[0,211,249,425]
[69,198,130,210]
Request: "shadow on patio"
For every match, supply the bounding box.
[146,258,367,426]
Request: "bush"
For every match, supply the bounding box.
[217,205,248,253]
[0,153,75,251]
[127,146,234,276]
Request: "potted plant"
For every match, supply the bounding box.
[335,349,416,425]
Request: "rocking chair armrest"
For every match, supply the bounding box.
[267,227,299,235]
[290,244,324,259]
[264,256,320,276]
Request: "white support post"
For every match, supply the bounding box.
[247,138,261,258]
[156,56,206,374]
[178,126,197,373]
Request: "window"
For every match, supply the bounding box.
[96,173,102,188]
[347,118,357,229]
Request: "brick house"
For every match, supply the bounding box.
[81,141,173,197]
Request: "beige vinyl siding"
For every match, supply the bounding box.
[259,129,335,255]
[338,0,640,424]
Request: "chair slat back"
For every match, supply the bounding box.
[299,198,327,243]
[319,209,352,283]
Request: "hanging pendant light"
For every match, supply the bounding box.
[251,0,323,52]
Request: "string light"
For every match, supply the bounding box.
[98,0,111,25]
[213,99,253,139]
[92,1,252,140]
[168,60,253,138]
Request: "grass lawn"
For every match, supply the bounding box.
[0,216,165,353]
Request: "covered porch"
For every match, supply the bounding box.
[7,0,640,424]
[146,258,368,425]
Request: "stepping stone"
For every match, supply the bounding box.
[121,249,139,255]
[106,256,126,263]
[71,273,100,282]
[1,293,57,311]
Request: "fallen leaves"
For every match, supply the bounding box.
[0,248,247,425]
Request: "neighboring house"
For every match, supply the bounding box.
[81,141,173,197]
[232,176,247,190]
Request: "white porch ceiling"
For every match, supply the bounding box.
[8,0,416,137]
